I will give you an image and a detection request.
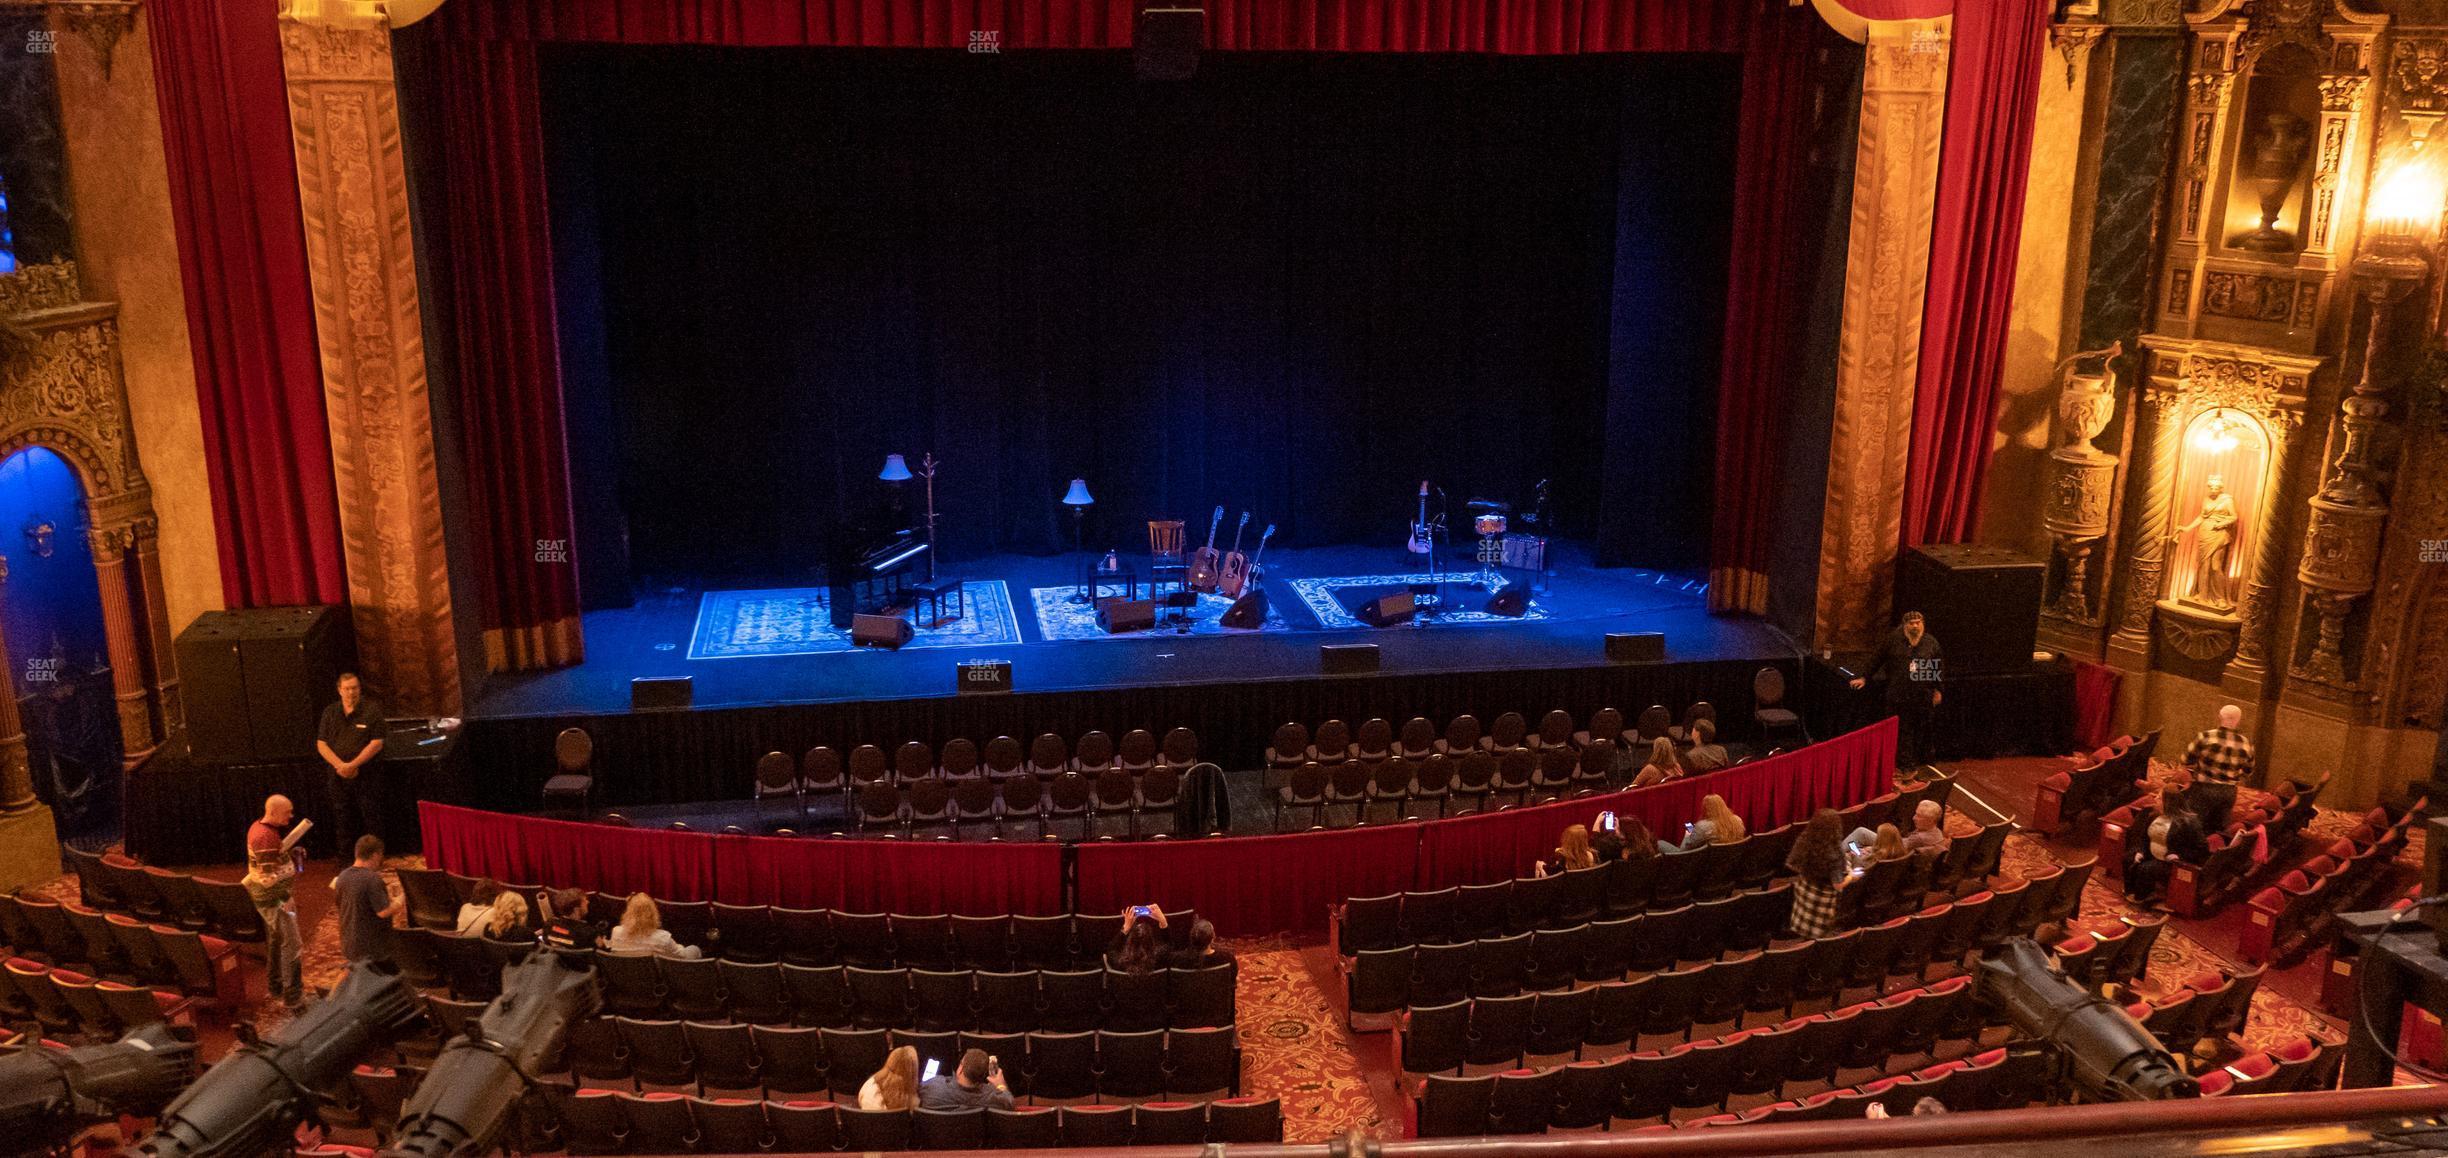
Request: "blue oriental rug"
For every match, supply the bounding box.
[1029,586,1286,642]
[688,581,1024,659]
[1288,573,1555,629]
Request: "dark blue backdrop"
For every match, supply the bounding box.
[0,447,119,837]
[543,47,1737,601]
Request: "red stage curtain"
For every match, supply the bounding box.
[435,39,586,672]
[147,0,348,608]
[1706,3,1818,614]
[713,832,1064,915]
[1903,0,2051,545]
[2070,658,2120,751]
[1075,826,1424,939]
[418,802,721,899]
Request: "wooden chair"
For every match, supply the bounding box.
[1148,521,1189,595]
[940,738,981,780]
[1028,734,1071,779]
[754,751,803,825]
[895,741,934,784]
[542,728,594,817]
[983,736,1026,780]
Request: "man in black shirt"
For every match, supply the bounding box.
[334,835,402,966]
[317,672,387,858]
[1851,610,1944,773]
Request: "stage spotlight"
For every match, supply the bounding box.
[384,949,600,1158]
[0,1024,195,1152]
[141,962,426,1158]
[1978,938,2197,1102]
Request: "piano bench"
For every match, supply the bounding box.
[907,578,966,628]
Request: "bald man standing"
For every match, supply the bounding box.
[243,795,306,1010]
[2180,704,2255,832]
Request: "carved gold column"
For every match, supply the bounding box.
[1813,17,1950,652]
[2226,408,2303,694]
[85,523,158,760]
[127,516,182,734]
[279,9,462,715]
[2106,374,2184,671]
[0,557,28,813]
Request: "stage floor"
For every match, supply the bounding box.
[470,542,1794,719]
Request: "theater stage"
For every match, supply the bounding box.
[452,542,1799,811]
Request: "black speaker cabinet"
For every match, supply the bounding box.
[850,613,915,649]
[1135,5,1202,80]
[1220,589,1269,630]
[1355,592,1416,628]
[1605,632,1666,663]
[1097,599,1158,634]
[1321,643,1381,674]
[1893,544,2043,676]
[631,676,694,710]
[1485,583,1533,618]
[174,606,357,764]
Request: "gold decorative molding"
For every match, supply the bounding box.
[278,16,462,715]
[1813,18,1948,654]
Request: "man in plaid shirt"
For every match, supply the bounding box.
[2181,704,2254,830]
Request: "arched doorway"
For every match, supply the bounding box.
[0,446,119,838]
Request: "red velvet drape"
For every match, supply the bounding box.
[148,0,348,608]
[436,39,586,672]
[1903,0,2051,545]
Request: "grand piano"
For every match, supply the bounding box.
[826,529,930,629]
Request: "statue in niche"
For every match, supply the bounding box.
[2177,474,2241,611]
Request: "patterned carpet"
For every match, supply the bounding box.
[1288,573,1552,628]
[1228,938,1384,1141]
[687,581,1023,658]
[1029,585,1286,641]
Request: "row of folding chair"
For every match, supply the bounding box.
[2194,1033,2342,1096]
[2155,773,2340,918]
[772,730,1205,802]
[1411,975,1998,1135]
[0,894,243,1006]
[554,1015,1242,1105]
[395,875,1198,972]
[546,1086,1280,1154]
[850,767,1192,841]
[55,849,267,945]
[2240,805,2419,965]
[1695,1045,2059,1128]
[1269,706,1714,774]
[0,956,195,1042]
[2041,911,2169,992]
[2122,964,2266,1057]
[2029,731,2156,833]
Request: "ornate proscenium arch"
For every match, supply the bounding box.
[0,259,184,794]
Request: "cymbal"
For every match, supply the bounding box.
[1465,499,1512,513]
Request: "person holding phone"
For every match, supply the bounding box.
[919,1048,1015,1111]
[1107,904,1169,974]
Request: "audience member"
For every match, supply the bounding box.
[1852,610,1945,772]
[2181,704,2254,831]
[1682,718,1729,771]
[1107,904,1169,974]
[2123,796,2210,905]
[1632,737,1681,787]
[539,887,604,950]
[455,878,504,936]
[606,892,703,958]
[243,794,305,1010]
[1172,919,1233,970]
[480,891,532,942]
[1786,809,1855,939]
[1667,793,1746,852]
[1611,817,1659,862]
[919,1049,1015,1112]
[333,835,402,967]
[1903,799,1951,854]
[1538,823,1598,876]
[1590,824,1626,864]
[859,1045,921,1112]
[1846,822,1904,871]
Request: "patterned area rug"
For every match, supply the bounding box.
[1228,939,1383,1141]
[1029,586,1285,641]
[1287,573,1550,629]
[688,581,1023,659]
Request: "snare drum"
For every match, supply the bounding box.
[1473,513,1507,537]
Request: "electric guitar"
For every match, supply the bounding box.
[1406,481,1434,555]
[1186,506,1226,592]
[1218,512,1255,597]
[1244,523,1275,586]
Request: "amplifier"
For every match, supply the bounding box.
[1355,592,1416,628]
[1893,544,2042,676]
[1098,599,1157,634]
[850,613,915,649]
[175,606,357,764]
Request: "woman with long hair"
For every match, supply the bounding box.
[859,1045,921,1111]
[1786,808,1855,938]
[606,891,703,959]
[1701,794,1746,844]
[481,890,531,940]
[1106,904,1170,974]
[1631,737,1682,787]
[455,878,504,936]
[1541,823,1597,876]
[1613,816,1659,861]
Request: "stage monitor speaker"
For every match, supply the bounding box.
[851,613,916,649]
[631,676,694,710]
[1321,643,1381,674]
[175,606,357,764]
[1355,592,1416,628]
[1893,544,2043,677]
[1135,4,1201,80]
[1605,632,1666,663]
[1485,582,1533,618]
[1098,599,1158,634]
[1220,589,1269,630]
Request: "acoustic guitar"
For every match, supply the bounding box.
[1217,512,1255,597]
[1186,506,1226,592]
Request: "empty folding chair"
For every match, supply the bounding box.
[909,1106,985,1148]
[1168,961,1235,1028]
[550,1086,627,1155]
[1415,1072,1496,1137]
[618,1090,695,1151]
[1465,993,1535,1072]
[1527,986,1595,1061]
[660,955,727,1021]
[1615,1046,1685,1123]
[1028,1030,1099,1102]
[151,925,239,1005]
[985,1104,1061,1148]
[1468,932,1532,998]
[847,966,914,1029]
[1399,1000,1470,1077]
[685,1020,759,1094]
[1162,1024,1239,1098]
[820,1026,890,1099]
[1488,1066,1559,1135]
[619,1017,695,1089]
[751,1024,826,1097]
[1039,968,1104,1033]
[595,951,665,1018]
[828,911,892,969]
[764,1099,839,1152]
[838,1105,914,1150]
[1095,1028,1167,1100]
[1346,948,1414,1025]
[689,1096,768,1154]
[1454,882,1513,942]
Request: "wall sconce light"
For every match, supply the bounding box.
[2362,146,2446,269]
[2190,411,2243,455]
[21,519,52,559]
